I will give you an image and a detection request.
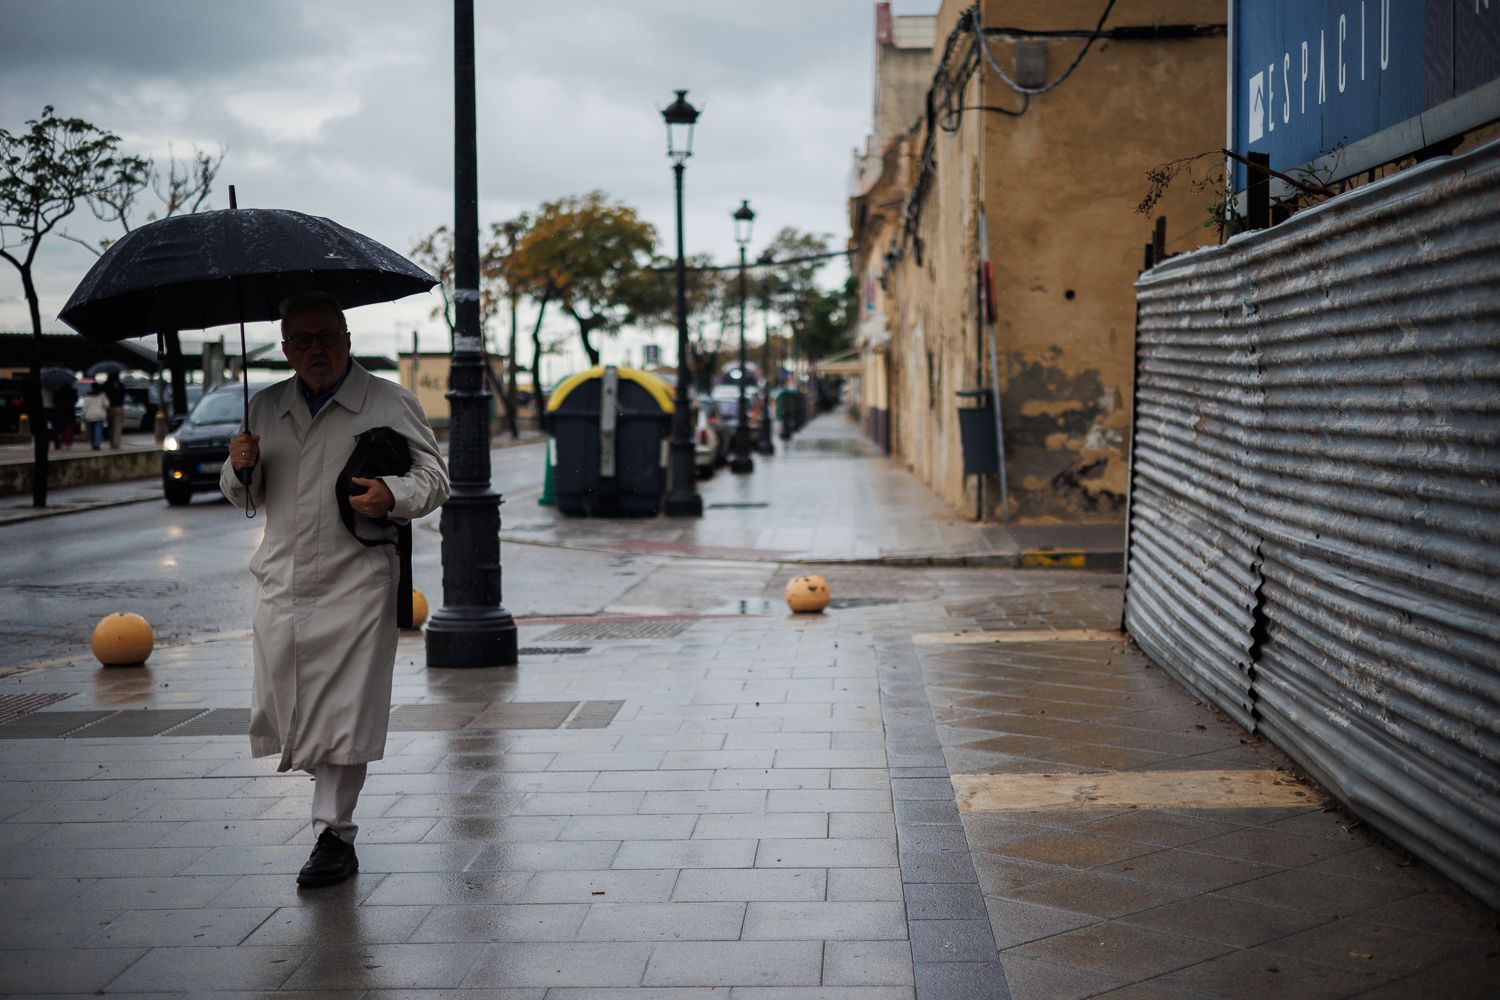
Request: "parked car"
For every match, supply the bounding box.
[160,382,271,505]
[73,379,147,432]
[119,379,203,431]
[710,384,764,442]
[694,395,728,477]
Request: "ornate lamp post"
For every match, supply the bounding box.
[427,0,517,667]
[662,89,703,517]
[729,199,755,474]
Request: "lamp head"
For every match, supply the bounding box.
[732,199,756,247]
[662,89,700,163]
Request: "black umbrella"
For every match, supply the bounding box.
[39,367,76,391]
[58,199,436,341]
[57,188,437,489]
[85,360,129,378]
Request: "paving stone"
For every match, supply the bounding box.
[672,867,827,902]
[827,867,905,902]
[575,901,747,941]
[643,941,822,987]
[107,944,309,993]
[281,942,487,990]
[907,912,1004,968]
[0,947,147,995]
[756,838,897,868]
[81,905,276,947]
[831,811,897,839]
[692,812,826,839]
[996,953,1125,1000]
[463,942,653,987]
[899,851,978,884]
[244,904,433,946]
[1151,945,1390,999]
[470,840,621,871]
[518,869,678,904]
[904,882,988,921]
[824,939,916,986]
[1008,920,1233,980]
[742,901,907,940]
[406,903,588,943]
[912,960,1011,1000]
[613,839,757,870]
[710,768,830,789]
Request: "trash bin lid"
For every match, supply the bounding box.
[546,365,675,414]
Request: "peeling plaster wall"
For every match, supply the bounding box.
[865,0,1226,523]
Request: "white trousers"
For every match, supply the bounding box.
[310,763,367,843]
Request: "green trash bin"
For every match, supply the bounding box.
[545,365,674,516]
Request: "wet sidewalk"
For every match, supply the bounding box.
[0,413,1495,998]
[504,412,1124,568]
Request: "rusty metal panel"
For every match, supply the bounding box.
[1125,139,1500,908]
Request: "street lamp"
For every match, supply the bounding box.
[729,199,755,474]
[662,89,702,517]
[756,251,775,455]
[426,0,518,668]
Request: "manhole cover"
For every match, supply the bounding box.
[541,619,692,641]
[518,647,591,656]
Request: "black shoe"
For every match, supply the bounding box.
[297,829,358,888]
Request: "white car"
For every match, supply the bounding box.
[694,395,727,477]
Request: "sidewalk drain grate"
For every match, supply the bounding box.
[163,708,251,737]
[567,700,626,729]
[388,702,489,732]
[705,502,769,509]
[66,709,208,738]
[541,619,692,641]
[0,692,76,725]
[828,597,904,609]
[471,701,579,730]
[0,710,116,738]
[518,646,591,656]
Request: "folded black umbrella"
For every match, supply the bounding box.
[58,205,437,343]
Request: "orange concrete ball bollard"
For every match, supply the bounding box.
[410,589,429,630]
[90,612,154,666]
[785,574,831,613]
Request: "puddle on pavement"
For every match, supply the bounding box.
[709,599,779,616]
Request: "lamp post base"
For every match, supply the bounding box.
[425,606,518,668]
[665,492,703,517]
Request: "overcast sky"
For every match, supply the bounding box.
[0,0,934,375]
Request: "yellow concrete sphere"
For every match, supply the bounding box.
[91,612,154,666]
[785,574,831,613]
[410,589,429,629]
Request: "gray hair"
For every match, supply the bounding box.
[278,291,346,333]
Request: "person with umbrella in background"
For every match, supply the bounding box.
[224,291,448,888]
[100,372,125,448]
[51,377,76,449]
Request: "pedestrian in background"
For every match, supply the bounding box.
[52,380,77,449]
[102,373,125,448]
[223,291,448,889]
[80,384,107,450]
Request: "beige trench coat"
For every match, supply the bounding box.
[220,362,449,772]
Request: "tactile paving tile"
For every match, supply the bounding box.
[565,700,626,729]
[469,700,579,730]
[65,709,210,738]
[517,647,591,656]
[0,710,117,738]
[163,708,251,737]
[541,619,691,641]
[386,702,489,732]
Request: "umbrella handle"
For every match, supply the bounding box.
[236,465,253,486]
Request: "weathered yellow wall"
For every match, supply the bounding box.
[867,0,1226,522]
[981,0,1226,521]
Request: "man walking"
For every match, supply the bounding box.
[223,291,449,888]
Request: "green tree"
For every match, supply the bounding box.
[624,252,727,388]
[0,106,150,506]
[507,191,656,367]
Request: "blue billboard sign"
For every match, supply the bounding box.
[1232,1,1500,188]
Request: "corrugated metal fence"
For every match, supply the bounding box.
[1125,140,1500,908]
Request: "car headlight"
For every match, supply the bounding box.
[162,435,181,452]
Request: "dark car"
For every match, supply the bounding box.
[160,382,271,505]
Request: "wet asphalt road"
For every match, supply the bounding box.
[0,440,653,669]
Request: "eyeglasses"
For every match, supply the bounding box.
[283,329,346,351]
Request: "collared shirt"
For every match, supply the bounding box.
[299,361,353,418]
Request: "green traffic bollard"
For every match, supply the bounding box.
[538,436,556,506]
